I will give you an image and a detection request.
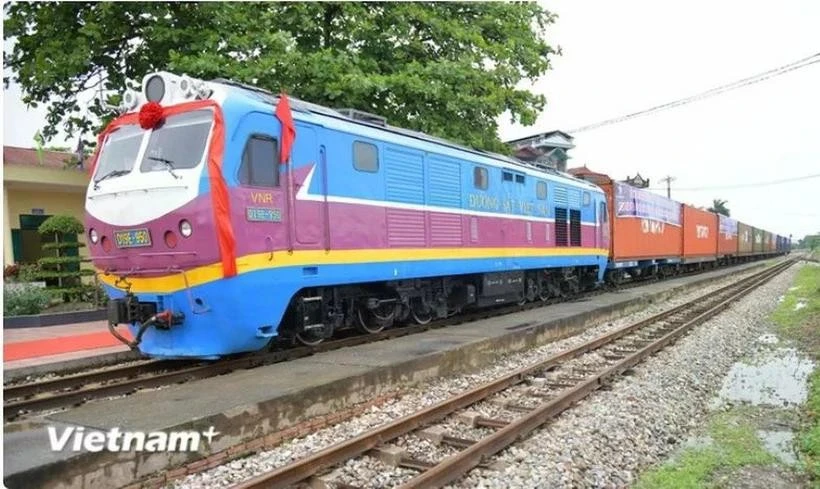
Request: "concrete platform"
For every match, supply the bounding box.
[4,320,139,381]
[2,259,779,489]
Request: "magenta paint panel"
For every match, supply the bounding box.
[88,179,604,276]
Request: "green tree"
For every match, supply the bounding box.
[707,198,730,216]
[4,2,559,153]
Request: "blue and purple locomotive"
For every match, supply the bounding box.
[85,71,610,359]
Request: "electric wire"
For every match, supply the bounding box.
[566,51,820,133]
[647,172,820,192]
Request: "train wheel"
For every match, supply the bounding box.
[410,299,434,325]
[356,303,394,334]
[295,330,325,347]
[411,308,433,325]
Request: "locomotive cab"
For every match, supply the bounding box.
[85,73,223,273]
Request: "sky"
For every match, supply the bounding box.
[3,0,819,239]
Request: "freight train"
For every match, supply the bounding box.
[84,72,789,359]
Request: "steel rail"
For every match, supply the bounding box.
[3,359,188,400]
[396,259,792,489]
[4,258,783,420]
[228,259,792,489]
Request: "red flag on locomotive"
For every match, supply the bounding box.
[275,93,296,164]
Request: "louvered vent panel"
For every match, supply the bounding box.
[427,157,461,208]
[430,213,463,246]
[554,186,568,206]
[555,207,568,247]
[570,209,582,246]
[387,210,426,247]
[385,147,424,205]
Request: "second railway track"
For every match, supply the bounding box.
[2,259,780,421]
[226,258,793,489]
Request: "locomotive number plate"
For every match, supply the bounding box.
[114,229,152,248]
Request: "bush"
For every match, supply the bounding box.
[37,214,90,302]
[3,263,42,283]
[4,284,53,316]
[17,264,42,283]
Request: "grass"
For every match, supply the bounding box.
[635,412,775,489]
[771,260,820,482]
[637,259,820,488]
[802,371,820,480]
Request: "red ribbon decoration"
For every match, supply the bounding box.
[274,93,296,164]
[138,101,164,129]
[87,100,237,279]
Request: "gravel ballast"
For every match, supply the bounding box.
[168,262,796,489]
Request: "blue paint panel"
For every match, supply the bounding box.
[554,186,568,206]
[384,145,424,204]
[567,188,582,208]
[115,251,608,359]
[427,155,461,208]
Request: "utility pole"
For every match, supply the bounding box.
[660,175,676,199]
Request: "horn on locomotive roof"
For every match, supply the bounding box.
[118,72,213,112]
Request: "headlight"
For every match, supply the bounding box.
[122,90,139,110]
[179,76,194,98]
[89,229,99,244]
[179,220,193,238]
[145,75,165,102]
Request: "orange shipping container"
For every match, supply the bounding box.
[718,215,738,256]
[767,231,776,251]
[607,182,683,261]
[682,205,718,260]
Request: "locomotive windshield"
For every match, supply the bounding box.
[93,109,214,184]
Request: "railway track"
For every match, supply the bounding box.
[2,258,778,421]
[226,258,793,489]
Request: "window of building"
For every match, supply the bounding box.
[353,141,379,172]
[583,191,591,206]
[474,166,488,189]
[239,135,279,187]
[536,181,547,200]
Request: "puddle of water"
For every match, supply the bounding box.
[682,434,714,451]
[757,334,779,345]
[757,429,797,465]
[715,348,814,407]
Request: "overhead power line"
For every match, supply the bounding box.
[647,172,820,192]
[566,51,820,133]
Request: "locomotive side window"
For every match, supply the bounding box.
[583,191,591,206]
[600,201,608,222]
[353,141,379,172]
[239,135,279,187]
[473,166,488,189]
[536,181,547,200]
[515,174,525,184]
[502,171,513,182]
